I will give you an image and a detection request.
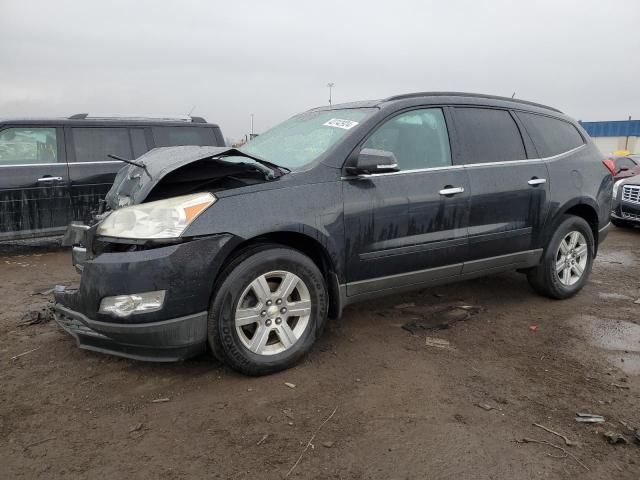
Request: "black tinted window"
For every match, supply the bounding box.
[72,128,132,162]
[455,108,526,163]
[517,112,584,157]
[363,108,451,170]
[152,126,216,147]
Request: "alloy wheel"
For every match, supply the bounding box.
[235,271,312,355]
[555,231,588,286]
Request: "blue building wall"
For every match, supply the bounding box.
[580,120,640,137]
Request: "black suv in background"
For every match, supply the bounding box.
[55,92,613,375]
[0,114,225,240]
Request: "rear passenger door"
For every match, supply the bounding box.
[452,107,550,269]
[0,125,71,239]
[66,127,146,222]
[343,108,470,296]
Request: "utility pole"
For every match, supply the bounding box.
[625,114,632,151]
[327,83,334,105]
[250,114,254,136]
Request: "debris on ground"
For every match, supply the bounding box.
[151,398,170,403]
[603,431,628,445]
[401,305,481,334]
[11,347,41,361]
[22,436,56,451]
[516,438,589,471]
[633,298,640,305]
[533,423,578,446]
[322,441,334,448]
[17,306,54,327]
[282,408,294,420]
[424,337,451,349]
[285,406,338,478]
[529,325,538,333]
[475,402,499,412]
[31,286,56,296]
[575,413,605,423]
[284,382,296,389]
[619,420,640,444]
[256,434,269,446]
[128,423,144,433]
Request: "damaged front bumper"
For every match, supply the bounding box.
[54,225,236,362]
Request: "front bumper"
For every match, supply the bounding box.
[55,227,237,361]
[53,303,208,361]
[611,198,640,224]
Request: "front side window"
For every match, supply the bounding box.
[241,108,375,169]
[363,108,451,170]
[455,108,526,163]
[72,128,132,162]
[517,112,584,157]
[0,127,57,165]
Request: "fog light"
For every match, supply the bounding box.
[99,290,166,317]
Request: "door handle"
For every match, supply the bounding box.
[37,176,63,182]
[439,186,465,196]
[528,178,546,186]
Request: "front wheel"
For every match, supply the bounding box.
[208,246,328,376]
[527,216,594,299]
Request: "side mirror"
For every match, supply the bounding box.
[347,148,399,175]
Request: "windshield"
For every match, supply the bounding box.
[240,108,375,169]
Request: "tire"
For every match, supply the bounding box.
[527,215,594,299]
[611,218,632,229]
[208,246,328,376]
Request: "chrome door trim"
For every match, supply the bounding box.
[343,144,587,179]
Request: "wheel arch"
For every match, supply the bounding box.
[214,230,344,319]
[548,199,601,255]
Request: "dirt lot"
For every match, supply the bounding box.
[1,228,639,479]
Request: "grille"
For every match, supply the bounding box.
[622,185,640,205]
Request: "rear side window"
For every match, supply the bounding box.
[363,108,451,170]
[454,108,526,163]
[0,127,58,164]
[152,126,216,147]
[72,128,132,162]
[516,112,584,157]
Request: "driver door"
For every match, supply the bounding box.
[342,108,470,296]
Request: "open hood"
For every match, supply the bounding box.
[104,146,278,210]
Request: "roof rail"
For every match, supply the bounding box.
[383,92,562,113]
[68,113,207,123]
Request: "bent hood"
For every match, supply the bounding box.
[105,145,270,209]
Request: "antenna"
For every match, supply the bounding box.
[511,92,516,98]
[187,105,196,116]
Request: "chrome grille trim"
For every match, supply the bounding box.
[622,185,640,205]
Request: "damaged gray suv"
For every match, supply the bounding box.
[55,92,613,375]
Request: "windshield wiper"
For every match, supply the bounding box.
[237,149,290,175]
[108,154,152,179]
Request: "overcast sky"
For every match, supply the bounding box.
[1,0,639,142]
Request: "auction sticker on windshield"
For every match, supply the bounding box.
[323,118,359,130]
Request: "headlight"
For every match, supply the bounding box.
[97,192,215,239]
[613,180,624,198]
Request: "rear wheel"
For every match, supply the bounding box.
[527,216,594,299]
[208,246,327,376]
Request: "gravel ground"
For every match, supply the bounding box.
[1,227,639,479]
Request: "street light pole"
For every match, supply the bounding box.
[327,83,334,105]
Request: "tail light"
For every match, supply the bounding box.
[602,158,616,176]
